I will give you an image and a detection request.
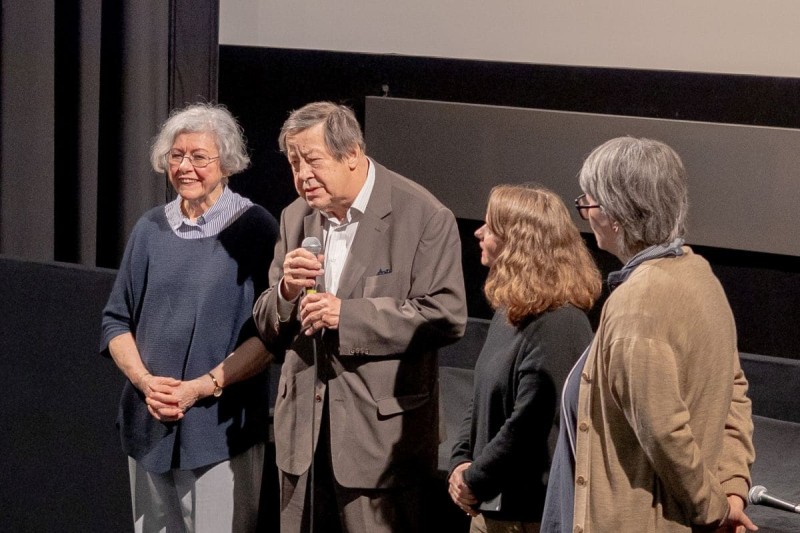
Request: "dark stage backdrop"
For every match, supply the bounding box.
[0,0,219,268]
[218,46,800,360]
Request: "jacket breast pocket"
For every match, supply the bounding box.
[363,272,405,298]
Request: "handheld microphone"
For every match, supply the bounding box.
[301,237,323,294]
[748,485,800,514]
[301,236,325,531]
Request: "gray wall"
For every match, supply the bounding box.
[219,0,800,78]
[365,97,799,258]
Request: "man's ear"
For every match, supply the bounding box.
[345,146,360,170]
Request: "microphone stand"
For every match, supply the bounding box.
[306,279,323,533]
[300,236,324,532]
[310,321,318,533]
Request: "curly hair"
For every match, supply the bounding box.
[483,184,602,326]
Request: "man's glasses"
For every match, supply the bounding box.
[574,194,602,220]
[166,152,220,168]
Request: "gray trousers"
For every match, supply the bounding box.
[128,442,265,533]
[278,397,422,533]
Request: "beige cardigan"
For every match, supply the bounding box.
[573,248,754,532]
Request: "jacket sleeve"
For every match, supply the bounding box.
[448,396,475,475]
[607,336,731,527]
[252,207,301,354]
[716,354,755,501]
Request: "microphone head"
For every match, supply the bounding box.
[301,236,322,256]
[748,485,767,505]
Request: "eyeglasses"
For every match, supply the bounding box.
[574,194,602,220]
[166,152,220,168]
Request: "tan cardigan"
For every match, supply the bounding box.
[573,248,754,532]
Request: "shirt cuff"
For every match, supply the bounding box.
[277,277,299,322]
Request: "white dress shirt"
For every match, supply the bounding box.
[278,159,376,318]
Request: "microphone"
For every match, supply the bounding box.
[748,485,800,513]
[301,236,323,294]
[301,236,324,532]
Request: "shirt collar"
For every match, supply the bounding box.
[322,157,376,226]
[166,186,232,230]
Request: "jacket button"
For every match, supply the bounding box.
[574,526,583,533]
[315,394,322,403]
[581,372,591,383]
[576,476,586,486]
[579,422,589,432]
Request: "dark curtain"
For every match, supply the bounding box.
[0,0,219,268]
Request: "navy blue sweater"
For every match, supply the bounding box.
[101,204,278,473]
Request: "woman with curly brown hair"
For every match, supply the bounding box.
[448,183,602,533]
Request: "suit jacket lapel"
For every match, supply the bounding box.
[336,163,392,299]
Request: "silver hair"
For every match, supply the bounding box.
[278,101,365,160]
[578,136,689,257]
[150,103,250,182]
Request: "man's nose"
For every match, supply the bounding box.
[296,161,314,180]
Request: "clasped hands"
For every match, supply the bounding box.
[448,462,480,518]
[138,373,206,423]
[281,246,340,336]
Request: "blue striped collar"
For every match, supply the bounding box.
[165,186,253,239]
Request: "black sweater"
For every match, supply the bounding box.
[449,305,593,522]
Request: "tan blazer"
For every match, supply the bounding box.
[253,161,467,489]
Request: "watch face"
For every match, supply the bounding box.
[213,387,222,398]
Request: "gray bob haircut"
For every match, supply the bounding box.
[150,103,250,180]
[579,136,689,257]
[278,101,365,160]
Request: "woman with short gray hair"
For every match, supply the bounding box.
[150,102,251,179]
[577,136,689,260]
[542,136,756,532]
[101,102,278,532]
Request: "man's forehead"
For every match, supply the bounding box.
[286,132,326,154]
[286,142,323,156]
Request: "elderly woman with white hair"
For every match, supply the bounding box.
[541,137,756,533]
[101,103,278,532]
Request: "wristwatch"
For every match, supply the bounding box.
[208,371,223,397]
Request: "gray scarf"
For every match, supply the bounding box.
[607,237,685,291]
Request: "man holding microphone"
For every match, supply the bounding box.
[253,101,467,532]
